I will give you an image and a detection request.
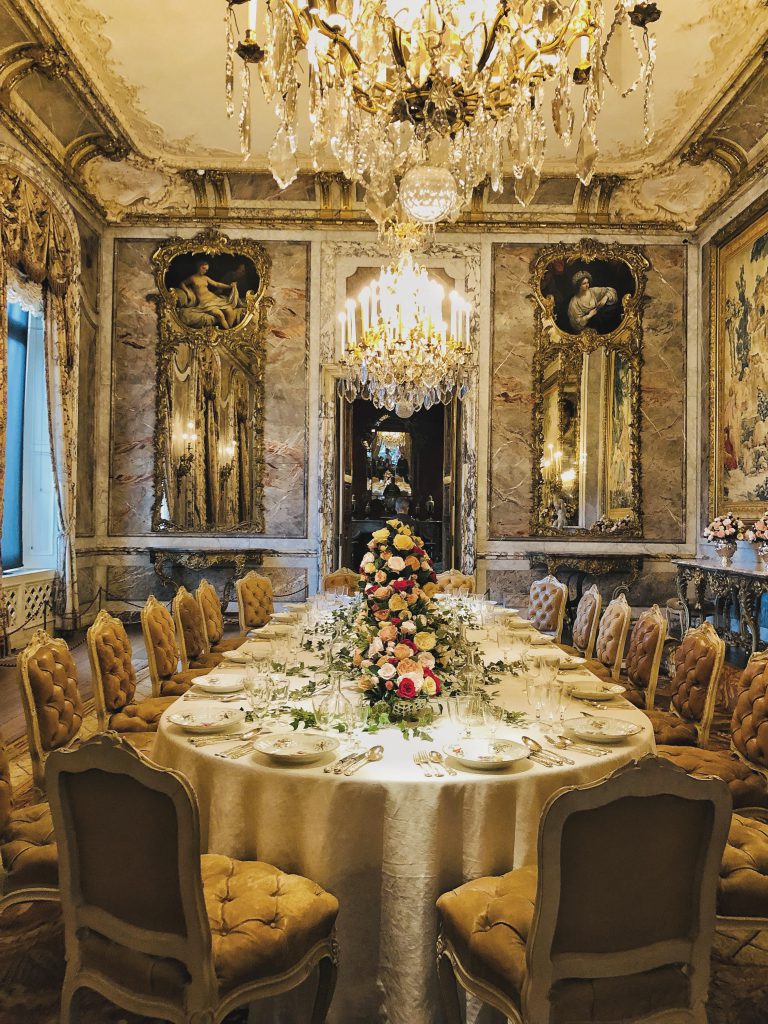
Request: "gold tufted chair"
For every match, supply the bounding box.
[527,575,568,641]
[0,732,58,910]
[644,622,725,748]
[46,733,339,1024]
[435,755,731,1024]
[322,567,360,596]
[718,812,768,927]
[196,579,249,654]
[436,569,476,595]
[584,593,632,682]
[16,630,85,791]
[556,584,601,660]
[87,610,177,748]
[141,595,210,699]
[172,586,226,672]
[236,571,275,632]
[619,604,668,710]
[657,649,768,808]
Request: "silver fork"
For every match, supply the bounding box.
[215,740,256,760]
[413,751,432,777]
[430,751,457,776]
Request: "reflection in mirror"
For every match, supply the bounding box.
[530,241,648,538]
[152,231,270,534]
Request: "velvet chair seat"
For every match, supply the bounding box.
[657,746,768,808]
[189,652,225,670]
[109,696,177,733]
[644,709,698,746]
[437,864,691,1023]
[212,634,250,653]
[159,669,209,697]
[583,659,613,682]
[0,802,57,891]
[720,814,768,918]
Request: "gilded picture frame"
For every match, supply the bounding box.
[151,229,273,535]
[602,349,634,519]
[710,201,768,522]
[529,239,648,538]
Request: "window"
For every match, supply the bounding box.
[1,300,57,572]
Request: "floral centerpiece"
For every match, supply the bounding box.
[704,513,745,545]
[351,519,459,711]
[746,512,768,558]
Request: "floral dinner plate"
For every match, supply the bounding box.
[566,681,626,700]
[563,716,642,744]
[168,705,246,734]
[559,655,586,669]
[255,732,340,765]
[192,674,244,695]
[443,738,529,771]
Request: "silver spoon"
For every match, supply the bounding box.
[549,734,606,758]
[344,745,384,776]
[430,751,457,776]
[521,736,566,766]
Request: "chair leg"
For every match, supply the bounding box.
[310,952,338,1024]
[436,941,463,1024]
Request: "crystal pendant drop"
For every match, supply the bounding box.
[269,127,299,190]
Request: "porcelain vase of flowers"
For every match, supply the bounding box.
[352,518,457,711]
[746,512,768,565]
[704,513,744,565]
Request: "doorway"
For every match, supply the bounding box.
[336,398,462,573]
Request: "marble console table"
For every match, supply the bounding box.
[150,550,264,609]
[672,550,768,655]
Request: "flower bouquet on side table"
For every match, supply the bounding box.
[746,512,768,564]
[704,512,745,566]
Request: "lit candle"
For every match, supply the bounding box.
[338,312,347,354]
[247,0,258,33]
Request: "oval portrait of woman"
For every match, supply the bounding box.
[541,257,636,336]
[164,251,260,331]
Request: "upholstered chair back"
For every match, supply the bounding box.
[436,570,475,595]
[593,593,632,679]
[522,756,731,1024]
[17,630,84,790]
[197,579,225,647]
[570,585,602,658]
[624,604,667,708]
[86,610,138,731]
[668,622,725,748]
[236,571,274,632]
[731,650,768,773]
[45,734,216,1012]
[528,575,568,640]
[0,737,12,836]
[141,595,181,698]
[173,586,212,671]
[322,568,360,596]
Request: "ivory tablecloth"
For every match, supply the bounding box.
[152,644,655,1024]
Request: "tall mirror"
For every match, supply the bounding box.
[530,241,648,537]
[151,231,271,533]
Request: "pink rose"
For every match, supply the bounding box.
[385,679,394,690]
[378,662,397,680]
[400,620,417,634]
[379,623,398,642]
[387,556,406,572]
[374,570,387,584]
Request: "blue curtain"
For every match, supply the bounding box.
[1,302,29,570]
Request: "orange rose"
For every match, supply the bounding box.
[405,555,420,570]
[374,610,390,620]
[405,592,418,605]
[396,658,422,677]
[393,643,413,661]
[379,623,398,642]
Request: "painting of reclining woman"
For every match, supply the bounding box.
[714,205,768,516]
[164,252,260,330]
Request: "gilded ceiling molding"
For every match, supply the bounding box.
[686,136,749,182]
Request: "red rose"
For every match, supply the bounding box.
[429,572,438,582]
[397,677,417,699]
[392,579,411,592]
[391,617,401,626]
[402,639,416,650]
[412,547,424,557]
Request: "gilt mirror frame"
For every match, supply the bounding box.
[529,239,649,539]
[151,229,273,534]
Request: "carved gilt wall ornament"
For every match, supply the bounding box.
[151,230,273,535]
[529,239,649,539]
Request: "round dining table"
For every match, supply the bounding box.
[152,632,655,1024]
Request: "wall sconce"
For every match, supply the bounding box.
[177,421,196,480]
[219,441,237,486]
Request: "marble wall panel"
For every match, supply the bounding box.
[488,242,687,542]
[105,562,308,605]
[108,238,309,538]
[76,316,97,536]
[486,565,677,612]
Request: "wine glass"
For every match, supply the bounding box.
[483,703,504,739]
[243,668,272,723]
[456,694,484,738]
[344,698,370,752]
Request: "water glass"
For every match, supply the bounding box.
[483,703,505,738]
[344,699,370,751]
[456,694,485,737]
[244,670,272,721]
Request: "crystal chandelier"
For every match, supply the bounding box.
[225,0,660,226]
[338,253,473,416]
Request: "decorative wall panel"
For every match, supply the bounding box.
[108,238,309,538]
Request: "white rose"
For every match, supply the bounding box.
[397,668,424,693]
[361,552,374,565]
[388,556,406,572]
[417,651,435,669]
[368,637,384,657]
[378,662,397,680]
[400,620,417,634]
[363,562,375,574]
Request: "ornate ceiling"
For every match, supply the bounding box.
[1,0,768,227]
